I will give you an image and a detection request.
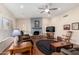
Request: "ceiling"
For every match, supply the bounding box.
[3,3,79,19]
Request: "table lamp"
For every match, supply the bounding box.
[12,29,21,46]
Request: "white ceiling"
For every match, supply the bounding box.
[3,3,79,19]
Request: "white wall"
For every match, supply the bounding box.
[16,6,79,45]
[51,6,79,45]
[42,17,52,34]
[16,18,31,35]
[0,4,16,28]
[0,4,16,53]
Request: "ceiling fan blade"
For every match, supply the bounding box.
[40,11,45,13]
[38,8,45,10]
[45,5,48,8]
[49,8,58,10]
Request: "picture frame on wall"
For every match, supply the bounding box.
[2,17,13,30]
[34,20,40,27]
[2,18,9,30]
[72,22,79,30]
[63,24,70,30]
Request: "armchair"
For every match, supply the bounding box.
[62,31,73,42]
[46,32,55,39]
[57,31,73,42]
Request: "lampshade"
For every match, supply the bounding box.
[12,29,21,37]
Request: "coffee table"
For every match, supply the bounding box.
[8,42,33,55]
[51,41,73,52]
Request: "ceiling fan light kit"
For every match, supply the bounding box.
[45,9,49,12]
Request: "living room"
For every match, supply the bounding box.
[0,3,79,55]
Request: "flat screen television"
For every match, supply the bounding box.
[46,26,55,32]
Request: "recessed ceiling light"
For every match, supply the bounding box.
[20,5,24,9]
[63,15,68,17]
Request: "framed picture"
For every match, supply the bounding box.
[72,22,79,30]
[63,24,70,30]
[2,18,9,30]
[2,17,13,31]
[34,20,40,27]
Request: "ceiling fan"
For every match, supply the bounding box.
[38,4,58,14]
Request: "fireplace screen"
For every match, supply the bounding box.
[33,31,39,35]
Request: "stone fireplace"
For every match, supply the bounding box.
[31,17,42,35]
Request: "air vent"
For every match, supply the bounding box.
[63,15,68,17]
